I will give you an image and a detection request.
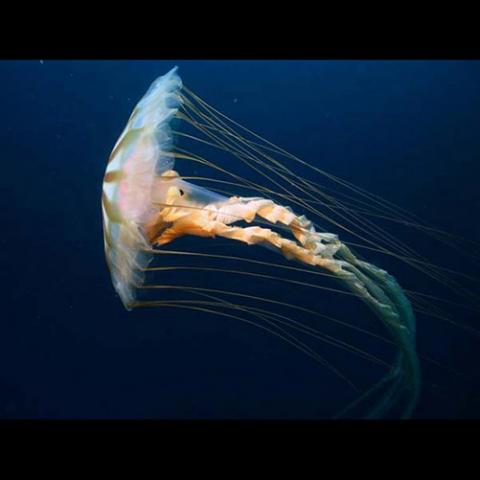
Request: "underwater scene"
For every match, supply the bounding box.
[1,60,479,419]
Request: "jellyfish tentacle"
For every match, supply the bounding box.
[209,195,343,264]
[151,187,342,273]
[334,244,420,417]
[220,195,343,258]
[149,185,420,418]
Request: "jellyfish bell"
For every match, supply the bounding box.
[102,67,183,308]
[101,66,478,418]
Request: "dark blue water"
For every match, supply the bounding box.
[1,60,479,418]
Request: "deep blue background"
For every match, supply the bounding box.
[1,60,479,418]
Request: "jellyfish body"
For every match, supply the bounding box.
[102,67,420,418]
[102,68,182,307]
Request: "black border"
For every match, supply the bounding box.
[3,16,480,59]
[1,418,478,449]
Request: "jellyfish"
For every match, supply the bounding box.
[101,67,477,418]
